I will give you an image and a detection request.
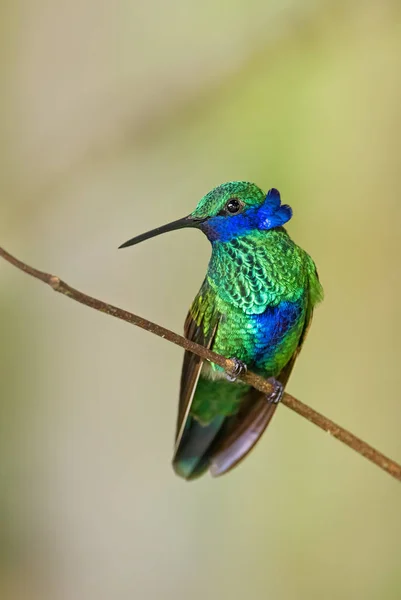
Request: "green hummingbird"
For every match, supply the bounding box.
[119,181,323,480]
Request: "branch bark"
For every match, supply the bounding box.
[1,245,400,482]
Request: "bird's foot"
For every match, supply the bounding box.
[266,378,284,405]
[226,358,247,382]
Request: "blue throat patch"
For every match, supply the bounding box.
[201,188,293,242]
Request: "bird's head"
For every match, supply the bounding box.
[119,181,292,249]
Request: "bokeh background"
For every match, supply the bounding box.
[1,1,400,599]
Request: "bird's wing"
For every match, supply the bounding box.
[209,294,316,477]
[174,281,220,452]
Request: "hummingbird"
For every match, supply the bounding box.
[119,181,323,480]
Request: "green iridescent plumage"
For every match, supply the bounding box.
[119,181,323,480]
[188,227,322,424]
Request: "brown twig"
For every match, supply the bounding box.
[1,245,400,483]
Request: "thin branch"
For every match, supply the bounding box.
[1,245,400,483]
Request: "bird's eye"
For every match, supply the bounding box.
[225,198,243,215]
[216,197,244,216]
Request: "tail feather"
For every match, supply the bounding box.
[172,416,224,480]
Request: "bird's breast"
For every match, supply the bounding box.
[210,297,306,378]
[207,234,307,315]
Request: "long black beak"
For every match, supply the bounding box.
[118,215,205,249]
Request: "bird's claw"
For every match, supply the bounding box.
[226,358,247,382]
[266,378,284,404]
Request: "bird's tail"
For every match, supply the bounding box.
[172,415,225,480]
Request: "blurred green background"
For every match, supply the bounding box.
[1,1,400,599]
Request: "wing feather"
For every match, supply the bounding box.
[174,282,220,453]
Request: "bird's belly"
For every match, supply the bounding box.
[210,299,305,378]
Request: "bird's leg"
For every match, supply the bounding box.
[226,357,247,382]
[266,378,284,404]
